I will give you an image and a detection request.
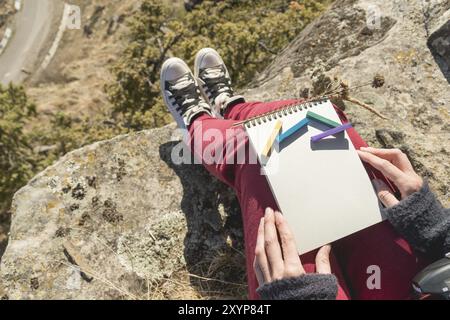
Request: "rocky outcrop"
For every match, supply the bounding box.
[428,7,450,81]
[0,125,245,299]
[1,0,449,299]
[246,0,449,203]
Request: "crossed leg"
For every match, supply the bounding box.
[187,100,428,299]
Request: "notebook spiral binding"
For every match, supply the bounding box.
[241,97,330,129]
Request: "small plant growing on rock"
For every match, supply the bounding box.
[309,73,388,119]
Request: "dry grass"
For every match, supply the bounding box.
[66,226,247,300]
[148,246,248,300]
[27,0,185,119]
[28,0,134,119]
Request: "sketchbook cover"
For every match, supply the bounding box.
[245,100,385,254]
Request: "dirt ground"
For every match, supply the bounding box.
[27,0,132,118]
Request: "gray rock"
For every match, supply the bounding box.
[1,0,449,299]
[0,125,245,299]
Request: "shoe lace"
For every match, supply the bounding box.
[201,66,234,99]
[169,74,203,113]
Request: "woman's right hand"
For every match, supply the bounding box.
[357,147,423,208]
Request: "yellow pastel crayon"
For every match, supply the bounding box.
[262,120,283,158]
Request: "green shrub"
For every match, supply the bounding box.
[107,0,331,130]
[0,84,36,211]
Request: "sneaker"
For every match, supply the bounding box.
[194,48,245,117]
[160,57,213,129]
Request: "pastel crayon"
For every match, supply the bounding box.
[262,120,283,157]
[307,111,341,128]
[276,118,310,144]
[311,123,353,143]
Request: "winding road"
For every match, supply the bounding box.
[0,0,55,85]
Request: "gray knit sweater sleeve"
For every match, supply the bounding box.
[257,274,338,300]
[385,181,450,259]
[256,181,449,300]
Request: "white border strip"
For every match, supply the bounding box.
[40,4,71,70]
[14,0,22,11]
[0,28,13,56]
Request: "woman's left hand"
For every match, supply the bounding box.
[357,147,423,208]
[253,207,332,286]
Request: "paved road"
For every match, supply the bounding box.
[0,0,54,85]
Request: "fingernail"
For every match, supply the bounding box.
[360,147,369,151]
[265,207,273,216]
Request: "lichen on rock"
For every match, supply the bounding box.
[0,0,449,299]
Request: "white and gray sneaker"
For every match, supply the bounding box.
[194,48,245,117]
[160,57,213,129]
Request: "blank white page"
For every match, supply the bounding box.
[246,100,385,254]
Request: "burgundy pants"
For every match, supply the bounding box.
[187,100,429,300]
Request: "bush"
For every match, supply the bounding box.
[107,0,331,130]
[0,84,36,211]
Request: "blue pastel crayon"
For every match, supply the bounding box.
[277,118,310,144]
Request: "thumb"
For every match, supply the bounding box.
[373,179,399,208]
[316,245,332,274]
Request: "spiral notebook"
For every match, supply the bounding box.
[243,99,385,254]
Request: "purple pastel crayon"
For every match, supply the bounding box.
[311,123,353,143]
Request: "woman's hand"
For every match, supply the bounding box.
[253,207,332,286]
[357,147,423,208]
